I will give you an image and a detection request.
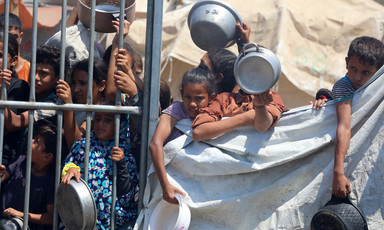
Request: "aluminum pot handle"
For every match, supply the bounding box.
[242,43,260,55]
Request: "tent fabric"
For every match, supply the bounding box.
[135,66,384,229]
[125,0,384,107]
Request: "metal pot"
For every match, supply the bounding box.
[234,43,281,94]
[187,0,242,51]
[311,194,368,230]
[78,0,136,33]
[56,178,97,230]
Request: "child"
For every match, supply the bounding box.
[192,88,287,141]
[56,58,107,149]
[0,13,30,83]
[150,67,216,204]
[4,45,68,132]
[0,31,30,166]
[311,88,333,110]
[0,123,58,230]
[61,100,139,229]
[331,36,384,198]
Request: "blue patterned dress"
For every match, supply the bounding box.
[64,114,139,229]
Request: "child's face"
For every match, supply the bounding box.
[35,63,58,97]
[0,42,16,69]
[71,70,105,104]
[346,56,378,89]
[94,113,115,141]
[31,134,48,164]
[8,26,22,45]
[182,83,210,119]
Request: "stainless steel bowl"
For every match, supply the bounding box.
[188,0,242,51]
[56,178,97,230]
[78,0,136,33]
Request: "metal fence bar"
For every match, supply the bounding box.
[138,0,163,211]
[0,0,10,193]
[53,0,67,228]
[22,0,38,229]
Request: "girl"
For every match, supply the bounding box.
[61,100,139,229]
[149,67,215,204]
[56,58,107,149]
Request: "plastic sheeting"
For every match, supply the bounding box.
[135,66,384,229]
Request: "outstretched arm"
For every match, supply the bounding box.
[3,204,53,225]
[149,114,186,204]
[332,99,352,198]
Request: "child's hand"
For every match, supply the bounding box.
[61,167,81,185]
[332,173,351,198]
[0,69,13,88]
[253,90,273,107]
[162,183,186,205]
[114,69,137,97]
[56,80,73,104]
[3,208,23,218]
[310,99,328,110]
[112,19,130,47]
[111,147,125,162]
[236,21,251,45]
[0,165,6,177]
[115,49,133,74]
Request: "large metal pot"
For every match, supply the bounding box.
[187,0,242,51]
[56,178,97,230]
[311,194,368,230]
[234,43,281,94]
[78,0,136,33]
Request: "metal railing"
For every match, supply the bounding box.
[0,0,162,229]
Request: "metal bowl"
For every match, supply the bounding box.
[78,0,136,33]
[187,0,242,51]
[56,178,97,230]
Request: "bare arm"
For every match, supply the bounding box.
[149,114,185,204]
[3,204,53,225]
[4,109,29,133]
[332,99,352,198]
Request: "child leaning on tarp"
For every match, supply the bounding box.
[331,36,384,198]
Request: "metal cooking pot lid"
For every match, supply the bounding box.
[235,56,276,94]
[56,178,97,230]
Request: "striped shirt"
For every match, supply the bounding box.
[332,75,356,102]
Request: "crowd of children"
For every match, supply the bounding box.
[0,7,383,230]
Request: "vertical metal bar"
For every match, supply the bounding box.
[0,0,10,194]
[53,0,67,229]
[138,0,163,211]
[111,1,125,228]
[23,0,38,229]
[83,0,96,183]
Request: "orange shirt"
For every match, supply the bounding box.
[17,60,31,84]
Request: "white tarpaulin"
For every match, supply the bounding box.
[135,65,384,229]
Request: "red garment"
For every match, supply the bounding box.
[192,91,288,130]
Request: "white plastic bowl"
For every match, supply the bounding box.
[149,194,191,230]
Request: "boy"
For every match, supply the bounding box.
[0,123,57,230]
[0,13,31,83]
[192,89,287,141]
[331,36,384,198]
[4,45,68,132]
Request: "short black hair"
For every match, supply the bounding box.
[315,88,333,100]
[181,67,216,96]
[34,123,58,156]
[207,48,237,93]
[36,45,68,78]
[69,58,107,89]
[347,36,384,70]
[0,31,19,59]
[0,13,22,31]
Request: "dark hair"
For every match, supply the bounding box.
[315,88,333,100]
[69,58,107,88]
[207,47,237,93]
[160,79,172,111]
[347,36,384,70]
[0,13,22,31]
[103,42,142,75]
[181,68,216,96]
[132,51,143,76]
[0,31,19,59]
[34,123,58,156]
[36,45,68,78]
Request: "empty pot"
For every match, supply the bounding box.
[78,0,136,33]
[234,43,281,94]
